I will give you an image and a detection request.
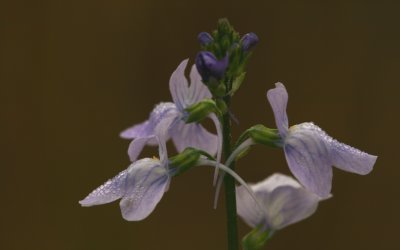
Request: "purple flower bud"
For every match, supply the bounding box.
[198,32,213,46]
[195,51,229,81]
[241,32,259,51]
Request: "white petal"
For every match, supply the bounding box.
[119,158,170,221]
[169,59,190,111]
[125,103,179,162]
[188,64,212,104]
[79,169,127,207]
[266,82,289,138]
[120,102,177,144]
[237,174,324,231]
[284,123,333,198]
[236,185,265,228]
[170,120,218,155]
[252,173,302,193]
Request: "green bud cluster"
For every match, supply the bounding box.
[198,18,257,98]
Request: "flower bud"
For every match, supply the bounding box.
[184,99,221,123]
[195,51,229,81]
[236,124,282,149]
[197,32,213,46]
[242,226,272,250]
[241,32,259,52]
[169,148,201,176]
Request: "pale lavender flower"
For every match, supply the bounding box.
[120,59,221,163]
[267,83,377,198]
[236,173,325,231]
[79,131,171,221]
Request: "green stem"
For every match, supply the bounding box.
[222,94,239,250]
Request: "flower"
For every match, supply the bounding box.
[266,83,377,198]
[79,132,171,221]
[236,173,325,232]
[120,59,221,163]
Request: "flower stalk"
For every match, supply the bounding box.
[222,94,239,250]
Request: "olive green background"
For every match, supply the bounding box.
[2,0,399,249]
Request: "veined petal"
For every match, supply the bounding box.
[330,138,377,175]
[79,169,127,207]
[266,82,289,138]
[169,59,190,111]
[284,123,333,198]
[170,119,218,155]
[120,158,170,221]
[285,122,377,197]
[266,185,320,230]
[120,102,177,142]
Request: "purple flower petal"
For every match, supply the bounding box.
[266,83,377,198]
[122,102,179,162]
[120,102,177,141]
[170,119,218,155]
[266,82,289,138]
[79,169,127,207]
[120,158,170,221]
[284,122,377,197]
[127,137,154,162]
[330,138,377,175]
[284,123,333,198]
[80,158,170,221]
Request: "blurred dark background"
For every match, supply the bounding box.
[1,0,399,249]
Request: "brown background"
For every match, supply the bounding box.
[1,0,399,249]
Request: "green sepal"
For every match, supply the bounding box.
[216,98,228,115]
[242,226,273,250]
[207,79,226,98]
[184,99,222,123]
[169,147,214,177]
[236,124,282,148]
[235,146,251,162]
[228,72,246,96]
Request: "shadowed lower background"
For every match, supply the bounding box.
[1,0,399,249]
